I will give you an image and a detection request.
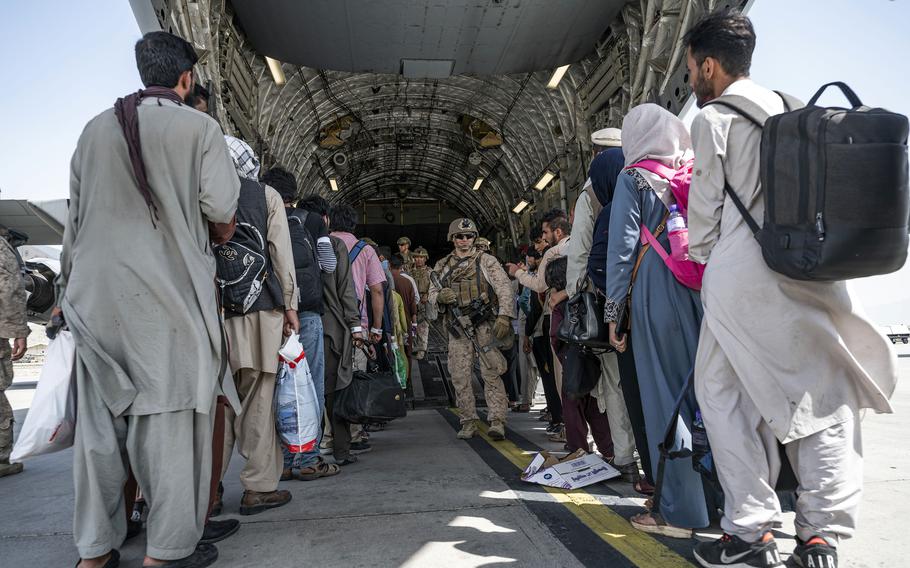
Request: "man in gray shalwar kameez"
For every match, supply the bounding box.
[60,32,239,568]
[683,12,898,568]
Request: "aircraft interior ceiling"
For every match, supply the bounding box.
[135,0,745,249]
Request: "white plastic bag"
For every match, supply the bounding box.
[275,334,319,454]
[11,331,77,460]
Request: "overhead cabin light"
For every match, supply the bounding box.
[472,177,484,191]
[534,170,556,191]
[329,178,339,192]
[512,200,530,214]
[266,57,286,86]
[546,64,570,89]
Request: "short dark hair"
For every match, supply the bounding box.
[549,217,572,236]
[185,83,210,106]
[540,208,568,226]
[526,247,542,260]
[377,246,392,260]
[135,31,198,88]
[389,254,404,269]
[682,9,756,77]
[544,256,567,291]
[529,226,544,242]
[297,194,330,216]
[260,166,298,203]
[330,204,358,233]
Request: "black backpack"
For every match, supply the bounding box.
[287,209,323,313]
[707,82,909,281]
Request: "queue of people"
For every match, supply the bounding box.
[6,8,901,568]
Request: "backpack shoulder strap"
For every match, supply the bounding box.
[585,183,604,220]
[349,240,367,264]
[287,209,309,227]
[704,94,771,129]
[773,91,805,112]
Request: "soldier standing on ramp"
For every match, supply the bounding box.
[429,218,514,441]
[410,247,432,360]
[397,236,414,272]
[0,227,28,478]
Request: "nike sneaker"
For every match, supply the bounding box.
[792,536,837,568]
[694,533,783,568]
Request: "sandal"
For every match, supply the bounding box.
[295,459,341,481]
[634,478,655,496]
[630,512,692,539]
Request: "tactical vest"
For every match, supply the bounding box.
[439,252,498,315]
[218,178,283,318]
[411,266,431,297]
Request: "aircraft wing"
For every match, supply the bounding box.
[0,199,68,246]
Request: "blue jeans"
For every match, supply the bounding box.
[283,312,325,469]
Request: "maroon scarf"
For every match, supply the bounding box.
[113,87,185,227]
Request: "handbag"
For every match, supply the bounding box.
[557,291,612,349]
[334,348,407,424]
[615,218,665,338]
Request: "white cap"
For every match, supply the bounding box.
[591,127,622,148]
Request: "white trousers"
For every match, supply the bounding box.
[695,326,863,544]
[595,351,637,465]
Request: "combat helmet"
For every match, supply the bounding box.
[475,237,491,252]
[397,236,411,246]
[413,246,428,257]
[447,218,478,241]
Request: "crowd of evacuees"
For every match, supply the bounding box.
[8,8,897,568]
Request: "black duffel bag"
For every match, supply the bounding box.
[557,291,612,349]
[708,82,909,281]
[561,344,602,400]
[334,369,407,424]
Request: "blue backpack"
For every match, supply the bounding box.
[585,185,611,292]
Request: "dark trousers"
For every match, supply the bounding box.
[499,341,519,402]
[324,344,352,460]
[562,390,614,456]
[617,345,653,484]
[531,333,561,424]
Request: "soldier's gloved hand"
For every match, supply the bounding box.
[437,288,457,305]
[492,315,512,341]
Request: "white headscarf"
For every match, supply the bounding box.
[620,103,694,207]
[621,103,693,169]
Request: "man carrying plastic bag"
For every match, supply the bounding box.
[276,334,322,477]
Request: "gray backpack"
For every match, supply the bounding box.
[707,82,909,281]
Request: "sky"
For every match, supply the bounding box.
[0,0,907,322]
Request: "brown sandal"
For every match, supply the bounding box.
[294,459,341,481]
[630,512,692,539]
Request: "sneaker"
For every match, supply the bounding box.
[457,421,478,440]
[239,489,292,516]
[693,533,782,568]
[488,421,506,441]
[350,441,372,454]
[792,537,837,568]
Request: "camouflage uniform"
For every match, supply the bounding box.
[0,232,29,475]
[430,225,514,427]
[410,248,432,356]
[397,237,414,272]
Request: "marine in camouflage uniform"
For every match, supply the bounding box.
[429,219,514,440]
[410,247,432,359]
[397,236,414,272]
[0,228,29,477]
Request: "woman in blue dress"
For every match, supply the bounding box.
[605,103,709,537]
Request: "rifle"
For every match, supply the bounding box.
[430,271,499,371]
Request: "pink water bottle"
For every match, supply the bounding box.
[667,204,689,261]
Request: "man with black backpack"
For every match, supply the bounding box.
[683,10,900,568]
[260,168,341,481]
[218,137,299,516]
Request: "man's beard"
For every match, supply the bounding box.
[693,71,715,108]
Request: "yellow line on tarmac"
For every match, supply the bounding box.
[469,416,693,568]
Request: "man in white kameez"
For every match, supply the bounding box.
[59,32,240,568]
[683,11,898,568]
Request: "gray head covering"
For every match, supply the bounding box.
[224,135,261,180]
[621,104,693,208]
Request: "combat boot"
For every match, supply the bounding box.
[0,462,23,478]
[488,421,506,441]
[239,489,292,516]
[457,421,478,440]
